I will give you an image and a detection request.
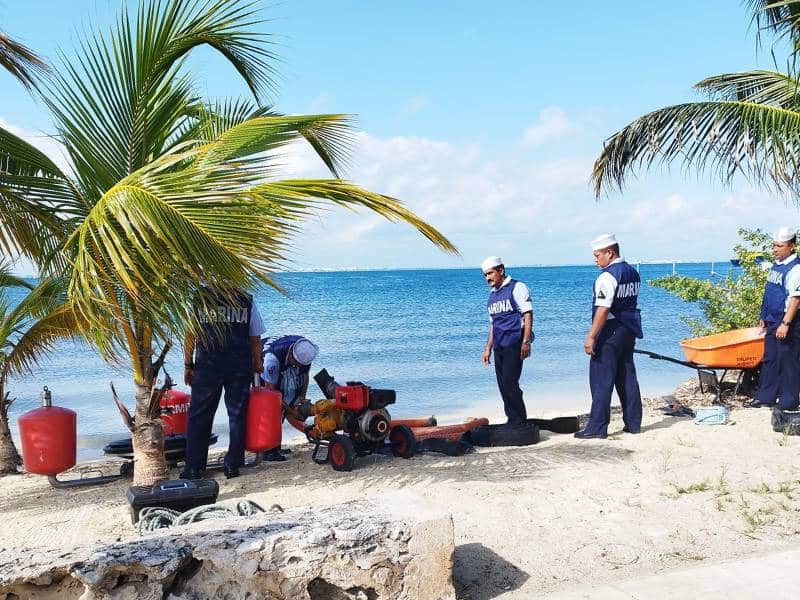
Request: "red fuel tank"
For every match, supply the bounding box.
[18,394,77,476]
[160,388,190,436]
[335,384,370,411]
[245,386,282,452]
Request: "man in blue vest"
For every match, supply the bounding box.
[182,287,265,479]
[747,226,800,409]
[575,234,643,439]
[260,334,319,460]
[481,256,533,425]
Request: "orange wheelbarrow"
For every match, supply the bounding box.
[635,327,765,405]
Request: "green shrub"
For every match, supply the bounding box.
[650,229,771,336]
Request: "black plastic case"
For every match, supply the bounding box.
[126,478,219,523]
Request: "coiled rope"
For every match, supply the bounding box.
[138,500,284,534]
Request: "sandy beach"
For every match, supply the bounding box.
[1,387,798,599]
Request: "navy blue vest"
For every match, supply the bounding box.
[195,289,253,372]
[487,279,525,348]
[761,256,800,324]
[593,261,643,339]
[261,335,312,391]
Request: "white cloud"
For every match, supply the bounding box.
[276,124,800,269]
[521,106,579,148]
[278,129,602,268]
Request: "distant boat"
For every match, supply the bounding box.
[731,256,766,267]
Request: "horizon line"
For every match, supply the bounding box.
[12,258,738,278]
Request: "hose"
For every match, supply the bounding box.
[138,500,284,534]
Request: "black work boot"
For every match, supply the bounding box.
[265,447,287,462]
[223,465,241,479]
[179,467,203,480]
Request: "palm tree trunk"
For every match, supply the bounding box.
[131,364,169,486]
[0,389,22,475]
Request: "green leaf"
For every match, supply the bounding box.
[0,30,49,90]
[592,100,800,197]
[696,70,800,109]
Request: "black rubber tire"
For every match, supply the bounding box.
[418,437,472,456]
[389,425,416,458]
[466,422,540,447]
[329,434,356,471]
[526,416,579,434]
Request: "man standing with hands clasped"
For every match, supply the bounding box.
[575,234,643,439]
[481,256,533,425]
[747,226,800,410]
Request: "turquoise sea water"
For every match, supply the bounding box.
[7,263,721,455]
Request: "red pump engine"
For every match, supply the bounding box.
[293,370,415,471]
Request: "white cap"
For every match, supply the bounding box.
[291,339,318,365]
[591,233,618,251]
[773,226,797,243]
[481,256,503,272]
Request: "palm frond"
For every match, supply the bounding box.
[6,277,68,328]
[1,303,78,381]
[0,276,76,383]
[0,30,49,90]
[0,261,33,291]
[0,126,82,259]
[63,151,296,352]
[592,100,800,197]
[166,98,276,151]
[252,179,459,254]
[696,70,800,108]
[201,113,356,176]
[747,0,800,47]
[44,0,278,199]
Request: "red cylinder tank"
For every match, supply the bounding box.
[18,404,77,475]
[245,387,282,452]
[160,388,190,436]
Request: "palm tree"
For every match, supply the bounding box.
[0,267,75,474]
[0,30,48,90]
[592,0,800,197]
[0,0,456,485]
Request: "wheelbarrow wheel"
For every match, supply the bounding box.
[739,367,761,397]
[389,425,416,459]
[329,434,356,472]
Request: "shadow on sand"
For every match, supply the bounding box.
[454,542,529,600]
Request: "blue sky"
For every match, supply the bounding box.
[2,0,799,272]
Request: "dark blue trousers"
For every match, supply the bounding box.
[494,342,528,424]
[185,370,250,471]
[586,320,642,436]
[756,323,800,410]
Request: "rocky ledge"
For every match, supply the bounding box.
[0,493,455,600]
